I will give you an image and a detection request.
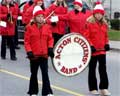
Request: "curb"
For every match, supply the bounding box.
[110,48,120,52]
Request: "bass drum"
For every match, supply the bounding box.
[53,33,91,77]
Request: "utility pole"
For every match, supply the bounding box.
[110,0,112,20]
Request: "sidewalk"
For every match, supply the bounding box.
[110,41,120,51]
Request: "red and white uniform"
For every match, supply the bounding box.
[24,24,54,58]
[84,1,109,56]
[0,4,17,36]
[85,19,109,56]
[23,0,47,25]
[23,5,35,24]
[59,10,91,34]
[48,4,68,35]
[22,2,32,24]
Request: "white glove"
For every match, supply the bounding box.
[50,16,59,23]
[0,21,6,27]
[17,16,22,20]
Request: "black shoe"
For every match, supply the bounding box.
[11,57,17,61]
[1,56,6,60]
[15,46,20,49]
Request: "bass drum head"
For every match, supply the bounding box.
[53,33,91,77]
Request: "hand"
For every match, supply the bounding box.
[27,51,34,59]
[48,48,54,58]
[7,13,11,20]
[53,0,58,5]
[51,22,57,26]
[63,0,67,7]
[91,46,96,53]
[50,16,59,23]
[104,44,110,51]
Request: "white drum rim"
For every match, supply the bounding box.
[52,33,91,77]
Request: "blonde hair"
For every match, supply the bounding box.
[87,15,108,25]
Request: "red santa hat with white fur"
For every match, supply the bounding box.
[73,0,83,7]
[33,5,44,17]
[93,1,105,15]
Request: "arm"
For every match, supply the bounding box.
[12,6,18,21]
[48,26,54,48]
[104,24,110,51]
[105,25,109,44]
[45,4,57,17]
[23,7,33,24]
[0,6,7,20]
[58,13,69,21]
[84,22,93,46]
[47,26,54,57]
[24,26,32,52]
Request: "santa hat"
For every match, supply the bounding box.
[93,2,105,15]
[73,0,83,7]
[33,5,44,17]
[34,0,43,4]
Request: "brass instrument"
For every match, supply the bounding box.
[7,5,13,24]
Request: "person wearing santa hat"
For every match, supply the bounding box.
[84,2,111,95]
[55,0,91,35]
[23,0,45,25]
[24,5,54,96]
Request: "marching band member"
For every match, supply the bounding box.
[6,0,21,49]
[23,0,58,25]
[56,0,91,35]
[85,2,111,95]
[23,0,45,25]
[0,0,17,60]
[24,5,54,96]
[22,0,34,25]
[48,0,68,45]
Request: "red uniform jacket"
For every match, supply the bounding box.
[23,4,57,25]
[0,4,17,36]
[22,3,32,24]
[59,10,91,35]
[84,16,109,56]
[14,2,22,17]
[23,5,34,25]
[48,4,68,35]
[24,23,54,58]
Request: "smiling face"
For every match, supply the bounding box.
[94,13,104,21]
